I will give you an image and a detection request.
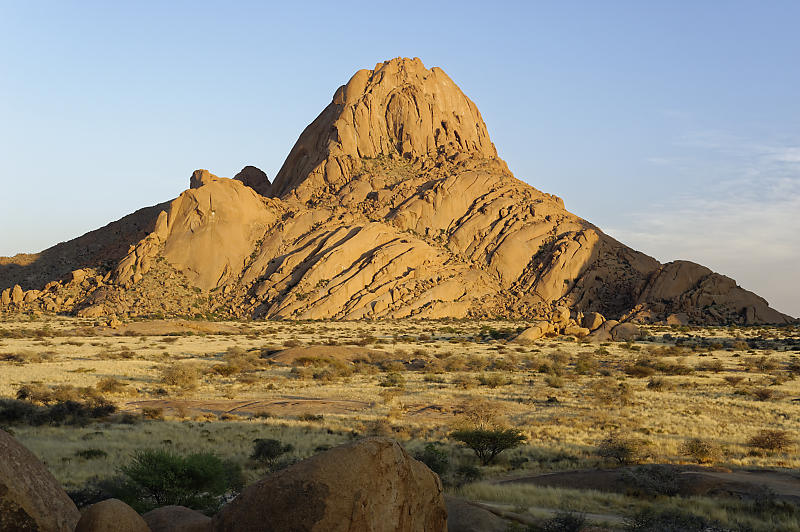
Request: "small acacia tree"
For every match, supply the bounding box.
[451,428,526,466]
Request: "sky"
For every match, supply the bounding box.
[1,1,798,317]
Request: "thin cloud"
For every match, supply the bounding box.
[615,132,800,317]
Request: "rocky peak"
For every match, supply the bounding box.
[271,57,500,200]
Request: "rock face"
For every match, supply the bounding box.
[213,437,447,532]
[0,429,81,532]
[74,499,150,532]
[271,57,497,201]
[142,506,211,532]
[0,57,794,325]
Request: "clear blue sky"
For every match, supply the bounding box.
[1,1,798,317]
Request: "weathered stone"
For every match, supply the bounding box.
[142,505,211,532]
[581,311,605,331]
[0,429,80,532]
[513,321,553,343]
[610,322,641,342]
[22,290,40,303]
[586,319,619,342]
[11,284,24,305]
[213,437,447,532]
[74,498,150,532]
[234,166,271,197]
[563,324,590,338]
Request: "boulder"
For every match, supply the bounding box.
[513,321,553,343]
[581,311,605,331]
[23,290,41,303]
[666,313,689,326]
[0,288,10,306]
[143,506,211,532]
[78,304,107,318]
[68,269,88,285]
[444,496,507,532]
[11,284,24,305]
[610,322,641,342]
[213,437,447,532]
[562,324,590,338]
[586,319,619,342]
[74,498,150,532]
[551,306,571,324]
[0,429,80,532]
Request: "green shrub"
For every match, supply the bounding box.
[413,443,450,475]
[114,449,242,513]
[251,438,294,466]
[451,428,526,465]
[453,464,482,486]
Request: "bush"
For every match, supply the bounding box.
[573,353,597,375]
[0,398,115,426]
[75,448,108,460]
[114,449,243,513]
[538,511,588,532]
[748,429,792,453]
[379,372,405,388]
[451,428,526,465]
[251,438,293,466]
[596,434,650,465]
[679,438,719,464]
[160,363,201,391]
[477,373,512,388]
[96,377,127,394]
[413,443,450,475]
[751,387,774,401]
[453,464,482,486]
[621,465,679,497]
[626,508,721,531]
[590,378,633,406]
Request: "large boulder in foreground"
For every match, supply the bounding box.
[0,429,80,532]
[213,437,447,532]
[74,498,150,532]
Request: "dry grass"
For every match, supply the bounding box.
[0,315,798,522]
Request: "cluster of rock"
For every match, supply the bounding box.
[0,430,448,532]
[512,305,642,343]
[0,57,794,325]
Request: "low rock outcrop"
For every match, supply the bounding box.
[74,499,150,532]
[0,429,80,532]
[212,437,447,532]
[142,506,211,532]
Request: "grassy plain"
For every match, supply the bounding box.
[1,314,798,529]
